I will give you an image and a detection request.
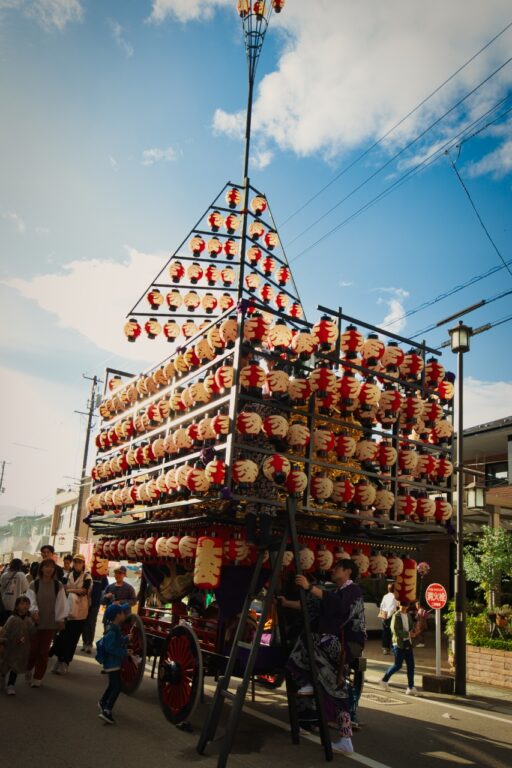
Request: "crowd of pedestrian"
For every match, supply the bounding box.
[0,546,137,709]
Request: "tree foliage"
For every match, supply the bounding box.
[464,526,512,607]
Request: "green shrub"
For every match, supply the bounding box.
[470,638,512,652]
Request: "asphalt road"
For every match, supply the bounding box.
[2,651,511,768]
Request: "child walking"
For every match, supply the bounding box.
[0,596,34,695]
[96,603,130,724]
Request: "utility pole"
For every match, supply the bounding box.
[73,375,100,549]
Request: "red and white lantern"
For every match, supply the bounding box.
[312,315,339,352]
[124,318,141,342]
[169,260,185,282]
[262,454,291,484]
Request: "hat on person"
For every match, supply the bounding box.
[72,553,85,562]
[104,603,130,623]
[114,565,127,573]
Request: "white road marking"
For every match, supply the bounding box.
[364,682,512,725]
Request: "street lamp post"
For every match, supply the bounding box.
[448,320,472,697]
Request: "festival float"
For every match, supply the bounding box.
[86,2,454,763]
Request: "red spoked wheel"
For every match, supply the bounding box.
[120,613,147,695]
[158,622,203,725]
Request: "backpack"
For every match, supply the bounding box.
[95,636,106,665]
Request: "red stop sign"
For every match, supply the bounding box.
[425,582,447,609]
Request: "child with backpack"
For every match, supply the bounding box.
[27,559,68,687]
[96,603,130,724]
[0,596,34,695]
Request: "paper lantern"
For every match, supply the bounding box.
[199,293,217,315]
[245,271,261,292]
[143,536,157,557]
[262,414,289,440]
[223,537,250,563]
[194,537,223,589]
[249,221,265,240]
[299,546,315,572]
[187,464,210,494]
[207,209,223,231]
[178,535,198,559]
[219,293,235,311]
[147,288,164,310]
[214,364,234,391]
[312,315,339,351]
[369,551,388,577]
[226,187,241,208]
[272,0,285,12]
[205,459,226,489]
[437,379,454,402]
[309,364,337,398]
[400,350,424,380]
[156,473,168,495]
[166,535,180,559]
[198,416,217,443]
[183,291,200,313]
[331,478,355,506]
[290,302,303,319]
[378,388,402,424]
[250,195,267,216]
[264,230,279,251]
[351,549,370,577]
[233,458,259,486]
[310,473,334,503]
[134,537,146,559]
[414,451,437,479]
[355,438,378,465]
[204,372,221,399]
[315,546,333,572]
[430,419,453,445]
[288,377,312,405]
[174,427,193,454]
[362,334,385,369]
[191,380,211,406]
[437,456,454,481]
[189,236,206,256]
[176,463,193,491]
[260,283,275,304]
[266,320,293,351]
[163,320,180,342]
[386,553,404,578]
[401,394,423,429]
[266,368,289,396]
[144,317,161,339]
[335,431,356,461]
[288,423,310,450]
[377,440,397,472]
[381,342,405,372]
[169,260,185,282]
[220,317,238,347]
[358,378,381,411]
[274,266,290,286]
[340,324,363,359]
[399,446,418,475]
[244,313,270,345]
[210,411,228,437]
[240,361,266,394]
[262,454,291,484]
[164,361,175,382]
[285,467,307,497]
[194,337,215,365]
[291,331,317,360]
[224,239,238,260]
[152,438,166,459]
[166,288,183,312]
[225,213,240,234]
[248,246,262,266]
[354,480,376,510]
[397,491,416,518]
[425,357,445,385]
[207,325,224,353]
[374,489,395,514]
[312,426,335,457]
[154,537,168,558]
[236,410,263,438]
[434,497,453,523]
[395,558,417,603]
[124,318,141,342]
[187,421,200,446]
[262,256,276,277]
[416,495,436,521]
[275,292,289,312]
[337,372,359,409]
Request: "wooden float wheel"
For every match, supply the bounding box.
[120,613,147,695]
[158,622,203,725]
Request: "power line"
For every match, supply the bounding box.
[447,153,512,279]
[289,95,512,264]
[286,54,512,252]
[410,287,512,338]
[281,20,512,227]
[439,311,512,347]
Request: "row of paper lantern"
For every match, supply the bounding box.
[238,2,286,21]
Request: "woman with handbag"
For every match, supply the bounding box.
[51,554,91,675]
[379,601,419,695]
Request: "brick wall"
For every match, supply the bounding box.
[466,645,512,689]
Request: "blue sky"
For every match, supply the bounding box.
[1,0,511,513]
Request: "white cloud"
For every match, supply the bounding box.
[148,0,231,23]
[1,210,25,233]
[109,18,133,58]
[0,365,83,512]
[206,0,512,167]
[466,120,512,178]
[376,287,410,333]
[252,146,273,170]
[109,154,119,172]
[3,247,167,363]
[2,0,84,30]
[464,377,512,428]
[213,108,245,140]
[339,280,353,288]
[141,146,178,166]
[35,225,50,235]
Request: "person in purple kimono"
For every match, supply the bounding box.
[281,558,366,756]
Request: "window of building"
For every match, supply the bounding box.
[485,461,508,487]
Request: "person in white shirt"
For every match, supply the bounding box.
[379,601,420,695]
[0,559,29,625]
[379,582,398,655]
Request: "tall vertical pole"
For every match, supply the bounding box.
[73,375,98,549]
[454,349,466,695]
